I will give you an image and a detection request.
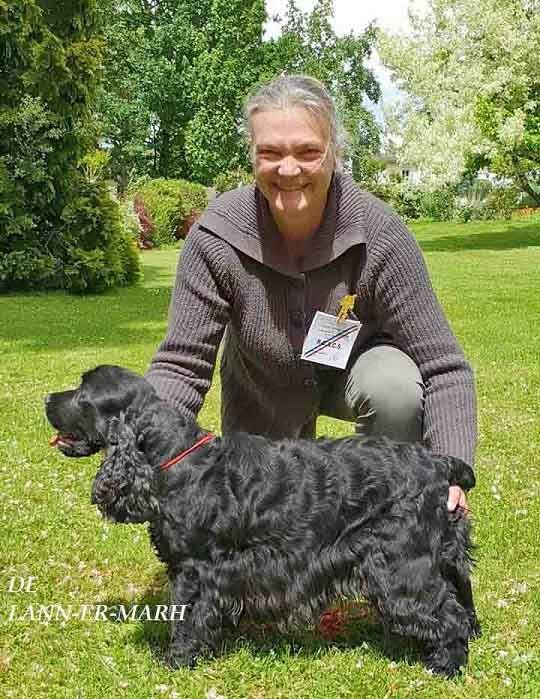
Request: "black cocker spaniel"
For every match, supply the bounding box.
[45,365,480,676]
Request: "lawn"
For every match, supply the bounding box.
[1,217,539,698]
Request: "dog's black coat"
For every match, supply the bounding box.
[45,365,480,676]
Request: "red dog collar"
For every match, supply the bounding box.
[160,433,215,471]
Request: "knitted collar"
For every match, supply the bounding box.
[197,171,370,279]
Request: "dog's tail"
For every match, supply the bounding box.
[442,455,476,491]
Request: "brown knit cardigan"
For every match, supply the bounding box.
[145,171,477,465]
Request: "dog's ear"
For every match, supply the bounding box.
[91,414,160,523]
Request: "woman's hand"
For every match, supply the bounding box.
[447,485,468,514]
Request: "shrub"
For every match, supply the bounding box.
[120,197,143,240]
[482,186,520,221]
[213,167,254,194]
[176,179,208,228]
[81,149,112,183]
[364,182,423,221]
[517,191,540,208]
[453,205,474,223]
[57,176,142,293]
[0,249,58,291]
[130,178,208,246]
[513,207,540,218]
[114,226,142,287]
[392,185,424,220]
[132,196,154,249]
[0,180,142,293]
[453,179,493,223]
[0,97,62,244]
[418,187,457,221]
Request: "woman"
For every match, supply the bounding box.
[146,74,477,512]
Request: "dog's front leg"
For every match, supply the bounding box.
[166,564,222,670]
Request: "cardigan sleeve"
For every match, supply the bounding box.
[367,215,477,465]
[145,226,233,421]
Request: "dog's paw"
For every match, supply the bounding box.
[425,641,468,678]
[469,618,482,639]
[164,648,198,670]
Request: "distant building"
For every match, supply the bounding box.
[377,156,423,186]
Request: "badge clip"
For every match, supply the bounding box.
[337,294,357,322]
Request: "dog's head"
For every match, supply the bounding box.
[46,365,161,523]
[45,365,153,457]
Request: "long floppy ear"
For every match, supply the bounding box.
[91,415,160,523]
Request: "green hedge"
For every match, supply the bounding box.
[0,171,142,294]
[367,179,522,223]
[213,167,254,194]
[366,182,424,221]
[59,177,142,293]
[130,178,208,246]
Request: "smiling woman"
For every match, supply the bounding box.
[246,76,344,252]
[145,73,477,515]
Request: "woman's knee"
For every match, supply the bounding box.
[344,346,425,441]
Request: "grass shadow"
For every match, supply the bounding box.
[0,275,173,355]
[418,222,540,253]
[140,253,180,289]
[98,569,171,657]
[101,572,426,671]
[223,607,424,670]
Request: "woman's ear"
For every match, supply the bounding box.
[92,414,160,523]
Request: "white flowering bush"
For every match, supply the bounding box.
[378,0,540,200]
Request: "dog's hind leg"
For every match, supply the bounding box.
[165,564,224,669]
[441,520,481,639]
[444,563,481,639]
[360,551,470,677]
[422,592,471,678]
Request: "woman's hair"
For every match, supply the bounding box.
[244,74,348,171]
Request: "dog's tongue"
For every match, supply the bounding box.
[49,434,75,447]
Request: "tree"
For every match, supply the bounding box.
[182,0,268,183]
[97,0,267,186]
[0,0,140,292]
[378,0,540,200]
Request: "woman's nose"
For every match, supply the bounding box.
[277,155,302,177]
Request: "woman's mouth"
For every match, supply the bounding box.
[276,183,308,191]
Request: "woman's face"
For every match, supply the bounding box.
[250,107,334,225]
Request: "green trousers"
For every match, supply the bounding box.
[318,345,425,442]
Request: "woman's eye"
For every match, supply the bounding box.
[259,150,280,159]
[299,149,321,160]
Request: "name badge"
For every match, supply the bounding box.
[301,311,362,369]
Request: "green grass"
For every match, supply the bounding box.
[1,218,539,698]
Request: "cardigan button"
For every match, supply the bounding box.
[290,310,305,327]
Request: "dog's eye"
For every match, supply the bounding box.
[77,394,92,410]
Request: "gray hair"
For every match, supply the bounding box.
[244,74,348,171]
